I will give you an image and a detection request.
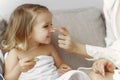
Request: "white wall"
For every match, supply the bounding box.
[0,0,103,20]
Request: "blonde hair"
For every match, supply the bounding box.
[2,4,51,51]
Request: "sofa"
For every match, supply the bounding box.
[0,7,106,74]
[51,7,106,69]
[0,17,7,75]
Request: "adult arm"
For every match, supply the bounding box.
[56,27,120,67]
[56,27,92,58]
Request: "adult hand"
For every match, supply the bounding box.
[55,27,76,52]
[19,57,36,72]
[55,26,90,58]
[92,58,115,76]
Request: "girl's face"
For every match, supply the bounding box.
[30,12,53,44]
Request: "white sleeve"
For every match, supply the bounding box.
[86,0,120,69]
[103,0,117,46]
[103,0,120,46]
[86,43,120,69]
[86,44,113,60]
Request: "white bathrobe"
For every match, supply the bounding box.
[86,0,120,69]
[19,55,90,80]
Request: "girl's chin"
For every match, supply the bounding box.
[40,38,51,44]
[45,41,51,44]
[43,40,51,44]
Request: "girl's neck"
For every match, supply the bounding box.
[28,38,40,49]
[28,43,40,50]
[27,38,46,52]
[26,44,40,53]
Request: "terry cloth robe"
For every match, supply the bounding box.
[86,0,120,69]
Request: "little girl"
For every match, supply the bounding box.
[3,4,90,80]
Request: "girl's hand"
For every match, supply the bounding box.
[92,58,115,76]
[19,57,36,72]
[55,27,76,52]
[58,64,72,74]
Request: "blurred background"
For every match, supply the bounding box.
[0,0,103,20]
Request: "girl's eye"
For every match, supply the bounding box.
[43,24,52,28]
[43,25,49,28]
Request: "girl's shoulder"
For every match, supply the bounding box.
[6,49,19,58]
[9,48,19,53]
[4,48,19,63]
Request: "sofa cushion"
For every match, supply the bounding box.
[0,17,7,75]
[0,17,7,46]
[51,7,106,69]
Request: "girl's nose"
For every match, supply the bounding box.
[50,27,56,33]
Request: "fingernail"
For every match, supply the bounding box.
[51,28,56,32]
[34,57,40,62]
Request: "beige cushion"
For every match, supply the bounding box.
[51,7,106,69]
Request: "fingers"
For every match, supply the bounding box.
[58,34,71,40]
[24,61,36,66]
[22,65,35,72]
[92,58,115,77]
[58,43,69,49]
[106,61,115,72]
[55,26,69,36]
[58,64,71,74]
[58,39,71,50]
[57,28,72,50]
[58,34,71,45]
[100,64,105,76]
[53,26,73,51]
[19,57,36,72]
[21,56,34,62]
[58,35,71,44]
[19,59,36,67]
[92,60,105,76]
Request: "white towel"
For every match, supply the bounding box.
[56,70,90,80]
[87,0,120,68]
[18,55,90,80]
[19,55,60,80]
